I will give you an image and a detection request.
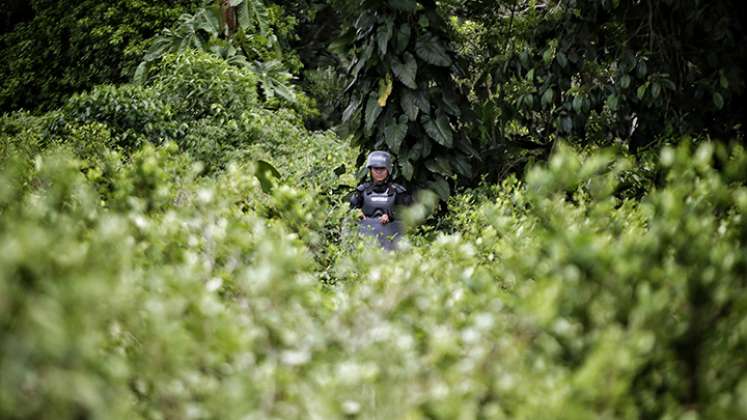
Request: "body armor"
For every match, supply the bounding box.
[361,184,397,218]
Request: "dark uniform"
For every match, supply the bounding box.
[349,181,412,250]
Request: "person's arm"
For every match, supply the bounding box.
[349,183,369,219]
[348,189,363,208]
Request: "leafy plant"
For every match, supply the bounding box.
[134,0,300,104]
[338,0,478,199]
[0,0,202,113]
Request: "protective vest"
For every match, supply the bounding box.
[361,184,398,218]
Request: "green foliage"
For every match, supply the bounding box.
[450,0,746,160]
[62,85,174,149]
[3,128,747,417]
[2,2,747,417]
[135,0,304,107]
[152,51,259,117]
[338,0,477,199]
[0,0,202,113]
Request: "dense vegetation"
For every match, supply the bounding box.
[1,0,746,418]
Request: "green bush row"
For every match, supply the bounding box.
[2,126,745,418]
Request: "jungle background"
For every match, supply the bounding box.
[1,0,746,418]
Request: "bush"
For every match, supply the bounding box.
[0,0,202,113]
[151,51,259,119]
[61,84,174,149]
[2,132,746,418]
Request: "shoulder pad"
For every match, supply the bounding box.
[391,183,407,193]
[356,182,371,192]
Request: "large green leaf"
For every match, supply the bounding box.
[255,159,281,193]
[440,92,460,116]
[452,153,472,177]
[424,156,453,176]
[414,90,431,114]
[195,8,221,37]
[352,40,374,78]
[426,175,450,200]
[394,24,411,54]
[392,52,417,89]
[377,18,394,56]
[415,33,452,67]
[383,115,408,154]
[364,94,383,134]
[399,159,414,181]
[233,0,269,35]
[422,113,453,148]
[401,89,419,121]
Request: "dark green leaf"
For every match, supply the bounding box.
[572,95,584,113]
[651,82,661,99]
[560,115,573,133]
[395,24,411,54]
[441,92,461,116]
[401,89,419,121]
[384,115,408,153]
[377,19,394,56]
[620,74,631,89]
[410,138,426,160]
[606,94,619,111]
[541,88,554,108]
[422,113,453,148]
[399,159,414,181]
[557,51,568,68]
[426,175,450,200]
[392,53,418,89]
[414,90,431,114]
[365,94,383,134]
[452,153,472,177]
[637,60,648,78]
[425,156,453,176]
[255,159,281,193]
[713,92,724,110]
[415,34,452,67]
[352,40,374,77]
[637,82,648,99]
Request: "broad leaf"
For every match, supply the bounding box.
[415,34,452,67]
[399,159,414,181]
[384,115,408,153]
[452,153,472,177]
[440,92,461,116]
[541,88,554,108]
[255,159,281,193]
[425,156,453,176]
[426,175,450,200]
[392,52,417,89]
[377,18,394,56]
[365,94,383,134]
[422,113,453,148]
[401,89,419,121]
[713,92,724,110]
[394,24,411,54]
[352,40,374,77]
[414,90,431,114]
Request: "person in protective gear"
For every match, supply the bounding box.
[349,151,412,250]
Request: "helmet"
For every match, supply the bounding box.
[366,151,393,172]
